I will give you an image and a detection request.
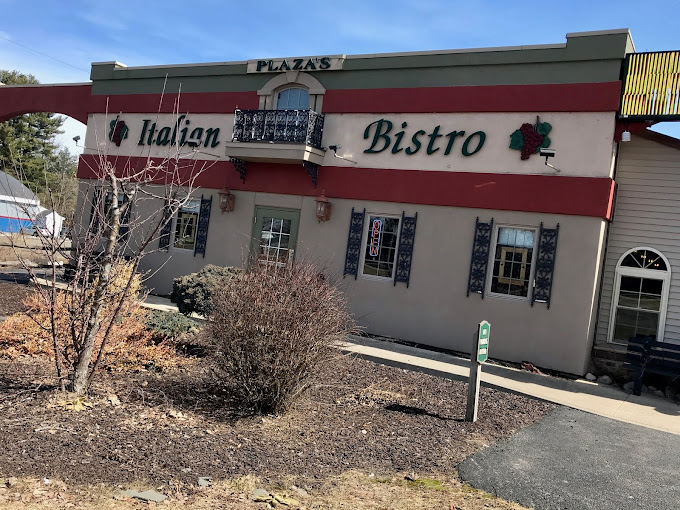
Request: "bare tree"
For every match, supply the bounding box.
[7,94,217,394]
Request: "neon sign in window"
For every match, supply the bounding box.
[369,218,383,257]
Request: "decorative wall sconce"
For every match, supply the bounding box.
[218,188,235,213]
[315,191,332,222]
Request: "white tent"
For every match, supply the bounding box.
[34,208,64,238]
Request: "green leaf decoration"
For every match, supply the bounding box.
[537,122,552,136]
[540,135,551,149]
[509,130,524,150]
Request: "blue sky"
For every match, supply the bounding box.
[1,0,679,152]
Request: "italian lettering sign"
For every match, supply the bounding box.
[369,218,383,257]
[247,56,345,73]
[477,320,491,363]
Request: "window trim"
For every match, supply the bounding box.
[607,246,672,345]
[170,198,201,253]
[486,223,539,301]
[358,213,402,282]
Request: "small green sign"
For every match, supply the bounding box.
[477,320,490,363]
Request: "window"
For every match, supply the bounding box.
[609,248,671,344]
[360,215,400,279]
[490,227,536,298]
[173,199,200,250]
[276,88,310,110]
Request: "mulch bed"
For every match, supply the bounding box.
[0,281,31,318]
[0,355,554,489]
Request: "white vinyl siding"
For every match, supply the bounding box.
[596,135,680,345]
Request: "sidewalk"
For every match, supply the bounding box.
[21,278,680,436]
[342,336,680,436]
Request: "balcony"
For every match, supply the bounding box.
[225,108,325,170]
[232,108,325,148]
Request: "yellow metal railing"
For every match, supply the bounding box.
[620,51,680,119]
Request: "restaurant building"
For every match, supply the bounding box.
[4,29,679,376]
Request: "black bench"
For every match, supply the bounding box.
[626,336,680,396]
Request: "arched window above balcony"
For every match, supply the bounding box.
[276,87,310,110]
[257,71,325,111]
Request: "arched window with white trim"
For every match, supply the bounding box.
[608,247,671,344]
[276,87,310,110]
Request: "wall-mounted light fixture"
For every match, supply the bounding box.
[218,188,235,213]
[315,190,332,222]
[621,130,631,142]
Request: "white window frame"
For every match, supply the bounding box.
[358,213,402,282]
[607,246,672,345]
[486,224,539,301]
[171,198,201,252]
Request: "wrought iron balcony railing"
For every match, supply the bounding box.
[231,108,325,149]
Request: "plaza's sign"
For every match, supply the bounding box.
[363,119,487,157]
[108,115,222,149]
[247,55,345,73]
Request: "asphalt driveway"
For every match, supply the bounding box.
[459,406,680,510]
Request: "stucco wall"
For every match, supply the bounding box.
[80,182,605,375]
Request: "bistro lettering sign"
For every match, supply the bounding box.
[108,116,221,148]
[363,119,487,157]
[247,56,345,73]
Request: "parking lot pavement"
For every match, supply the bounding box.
[458,406,680,510]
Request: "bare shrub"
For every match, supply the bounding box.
[208,262,355,414]
[0,261,190,372]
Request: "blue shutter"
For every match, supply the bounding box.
[119,195,131,242]
[89,188,102,234]
[394,212,417,287]
[531,223,559,309]
[343,208,366,279]
[193,195,212,258]
[467,217,494,298]
[158,200,172,251]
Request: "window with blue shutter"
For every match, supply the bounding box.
[467,217,494,298]
[343,208,366,279]
[531,223,559,309]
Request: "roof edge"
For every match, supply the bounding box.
[637,129,680,150]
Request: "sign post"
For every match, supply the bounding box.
[465,320,490,422]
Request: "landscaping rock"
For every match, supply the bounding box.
[273,494,300,506]
[648,386,657,392]
[290,485,309,498]
[252,489,271,502]
[108,394,121,406]
[623,381,635,393]
[121,489,167,503]
[198,477,212,487]
[596,375,613,385]
[653,390,665,398]
[665,387,674,400]
[585,373,597,382]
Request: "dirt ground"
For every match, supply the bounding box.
[0,354,553,509]
[0,281,31,317]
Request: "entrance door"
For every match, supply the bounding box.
[609,248,671,344]
[251,207,300,268]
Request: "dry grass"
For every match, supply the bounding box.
[0,471,531,509]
